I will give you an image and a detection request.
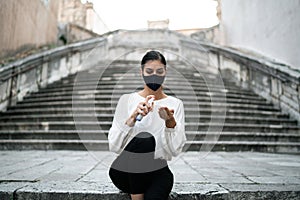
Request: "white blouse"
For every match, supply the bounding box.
[108,92,186,161]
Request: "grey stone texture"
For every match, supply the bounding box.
[0,151,300,199]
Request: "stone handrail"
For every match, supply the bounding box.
[0,35,110,111]
[199,41,300,123]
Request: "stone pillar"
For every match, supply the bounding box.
[85,2,94,31]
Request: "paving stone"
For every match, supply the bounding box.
[220,183,300,192]
[78,169,110,183]
[205,176,255,184]
[1,151,300,199]
[172,182,229,195]
[197,168,243,178]
[229,168,278,177]
[248,176,300,184]
[272,169,300,177]
[0,157,55,178]
[174,172,208,183]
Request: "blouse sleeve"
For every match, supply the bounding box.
[108,94,134,154]
[161,99,186,158]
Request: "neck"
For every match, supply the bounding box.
[139,85,167,100]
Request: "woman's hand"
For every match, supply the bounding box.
[126,95,155,127]
[158,107,177,128]
[136,95,155,117]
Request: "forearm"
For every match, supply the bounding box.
[125,115,137,127]
[165,116,176,128]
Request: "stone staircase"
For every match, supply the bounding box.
[0,60,299,152]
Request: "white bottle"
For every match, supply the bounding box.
[136,98,155,121]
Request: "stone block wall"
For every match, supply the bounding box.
[0,0,59,59]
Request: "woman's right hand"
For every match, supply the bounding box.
[126,95,155,127]
[135,95,155,117]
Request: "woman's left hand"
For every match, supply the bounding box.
[158,107,177,128]
[158,107,174,120]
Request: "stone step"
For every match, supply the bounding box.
[0,139,108,150]
[0,114,296,125]
[63,73,238,84]
[17,97,272,108]
[12,101,278,111]
[47,79,252,93]
[72,67,233,76]
[0,121,299,133]
[40,73,247,86]
[186,131,300,142]
[22,95,268,105]
[88,66,218,74]
[63,72,238,87]
[52,79,244,92]
[0,139,299,153]
[1,130,299,142]
[60,74,237,85]
[37,85,256,96]
[185,141,300,152]
[0,130,108,140]
[3,107,286,118]
[27,89,261,100]
[16,98,278,110]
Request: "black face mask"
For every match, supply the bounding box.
[142,74,165,91]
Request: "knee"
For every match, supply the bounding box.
[125,132,156,153]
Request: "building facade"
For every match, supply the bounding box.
[220,0,300,70]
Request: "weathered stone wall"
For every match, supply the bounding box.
[58,0,88,28]
[57,0,100,44]
[221,0,300,70]
[66,23,99,43]
[0,0,59,59]
[190,25,220,44]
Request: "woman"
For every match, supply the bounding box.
[108,50,186,200]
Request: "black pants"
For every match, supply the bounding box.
[109,132,174,200]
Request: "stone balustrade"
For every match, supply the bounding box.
[0,36,108,111]
[199,42,300,124]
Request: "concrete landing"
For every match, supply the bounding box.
[1,151,300,199]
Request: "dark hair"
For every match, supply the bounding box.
[141,50,167,69]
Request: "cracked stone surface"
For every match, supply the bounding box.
[0,151,300,199]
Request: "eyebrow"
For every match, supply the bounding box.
[145,67,165,69]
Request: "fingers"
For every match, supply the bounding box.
[160,107,172,115]
[144,95,155,112]
[145,95,155,102]
[145,95,155,111]
[158,107,168,119]
[158,107,175,120]
[137,102,148,116]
